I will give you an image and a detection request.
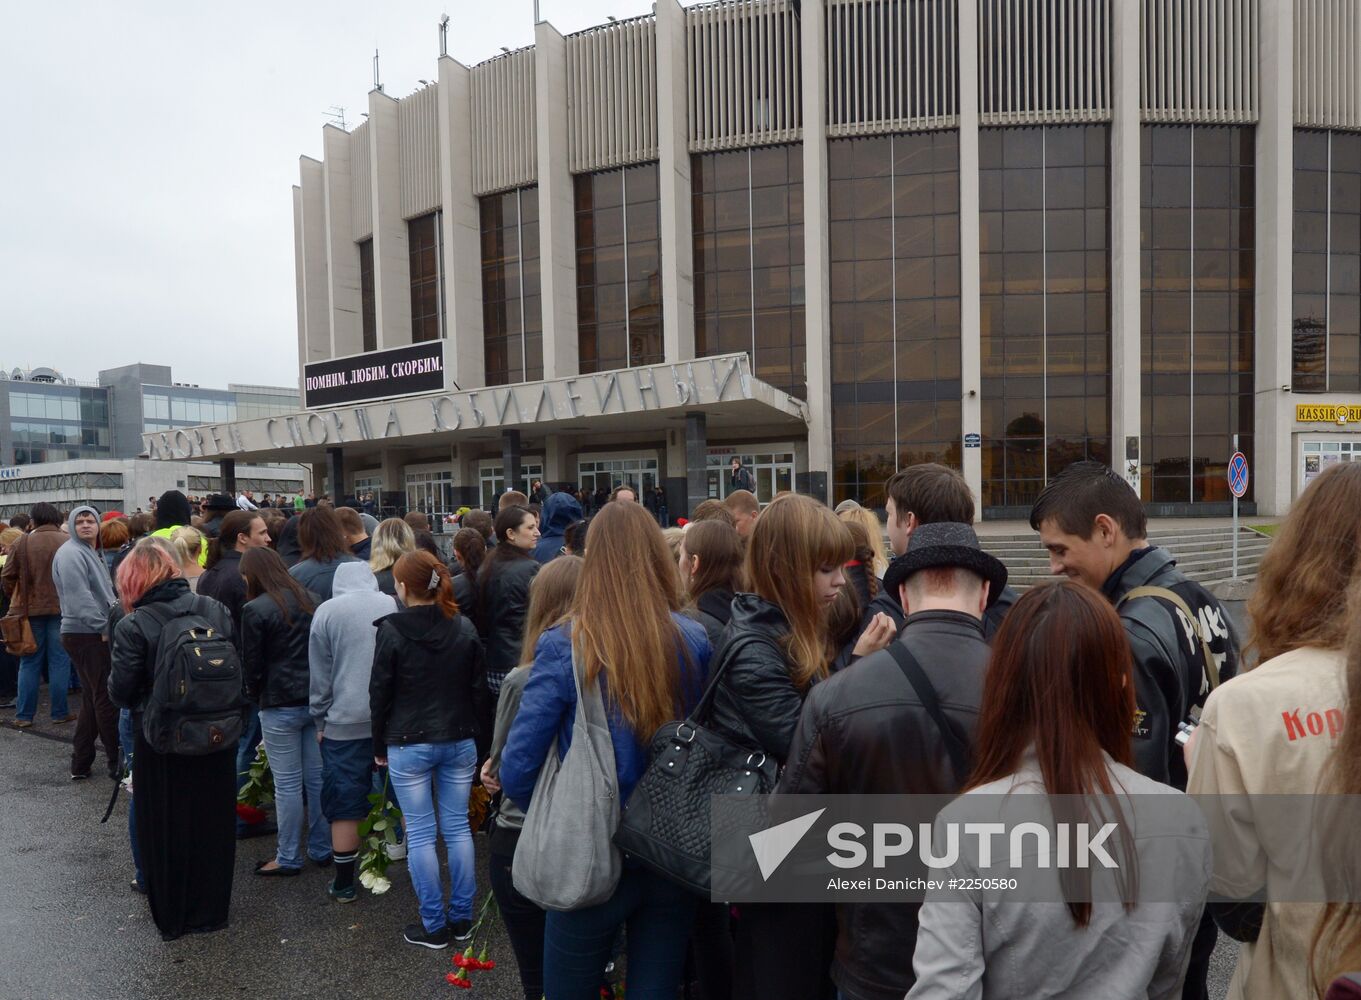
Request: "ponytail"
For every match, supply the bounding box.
[393,551,459,619]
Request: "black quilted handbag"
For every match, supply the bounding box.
[614,636,781,895]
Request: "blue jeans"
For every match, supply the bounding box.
[387,739,477,933]
[236,706,264,834]
[118,709,143,885]
[16,615,71,721]
[543,867,698,1000]
[259,706,330,868]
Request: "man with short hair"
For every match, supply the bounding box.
[723,489,759,538]
[688,499,735,527]
[1029,460,1238,1000]
[1,503,75,727]
[610,484,637,504]
[51,506,120,779]
[335,507,371,560]
[9,513,31,533]
[729,456,755,494]
[498,490,529,512]
[881,463,1016,637]
[780,523,1006,1000]
[460,509,494,545]
[236,490,259,511]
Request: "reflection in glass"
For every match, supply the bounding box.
[480,187,543,386]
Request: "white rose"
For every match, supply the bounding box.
[358,869,376,889]
[371,876,391,895]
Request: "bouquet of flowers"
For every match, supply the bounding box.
[357,773,404,895]
[445,892,499,990]
[236,744,274,826]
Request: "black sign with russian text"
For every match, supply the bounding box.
[303,341,445,408]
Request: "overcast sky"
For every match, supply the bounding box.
[2,1,662,390]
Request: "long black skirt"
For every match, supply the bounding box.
[132,729,237,941]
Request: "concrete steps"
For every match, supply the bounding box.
[986,525,1274,589]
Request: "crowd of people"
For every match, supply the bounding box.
[2,459,1360,1000]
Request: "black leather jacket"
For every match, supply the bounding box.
[780,609,991,1000]
[478,553,539,679]
[197,550,248,638]
[241,589,317,709]
[369,605,489,751]
[706,594,805,765]
[1103,545,1239,789]
[109,577,235,712]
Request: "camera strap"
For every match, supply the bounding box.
[886,641,971,787]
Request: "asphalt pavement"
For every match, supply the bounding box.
[1,698,1241,1000]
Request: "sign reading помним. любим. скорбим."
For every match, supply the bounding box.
[303,341,445,408]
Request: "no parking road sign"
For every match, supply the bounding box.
[1227,451,1249,499]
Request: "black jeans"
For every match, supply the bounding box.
[488,833,546,1000]
[689,901,734,1000]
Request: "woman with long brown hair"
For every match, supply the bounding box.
[480,555,584,1000]
[1187,462,1361,1000]
[370,551,488,950]
[500,501,712,998]
[678,518,745,648]
[239,547,327,877]
[909,581,1211,999]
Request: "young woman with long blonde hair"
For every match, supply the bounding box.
[500,501,712,999]
[1187,462,1361,1000]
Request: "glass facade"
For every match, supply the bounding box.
[575,164,663,373]
[480,186,543,386]
[408,212,443,343]
[829,131,962,508]
[359,239,376,353]
[692,144,806,398]
[1294,130,1361,394]
[7,388,110,464]
[979,125,1111,510]
[1141,125,1255,504]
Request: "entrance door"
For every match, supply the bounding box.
[705,449,795,504]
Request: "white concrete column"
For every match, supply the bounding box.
[292,186,308,388]
[322,125,363,359]
[535,21,579,380]
[297,158,331,370]
[957,0,983,517]
[543,434,571,483]
[801,0,832,503]
[1110,0,1142,494]
[437,56,486,391]
[368,89,413,349]
[1255,0,1295,515]
[656,0,695,363]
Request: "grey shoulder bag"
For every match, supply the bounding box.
[512,647,622,911]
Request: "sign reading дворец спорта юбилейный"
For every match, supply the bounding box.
[141,354,778,462]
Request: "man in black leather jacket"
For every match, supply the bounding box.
[1029,461,1240,1000]
[780,522,1007,1000]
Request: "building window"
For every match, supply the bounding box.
[980,125,1111,511]
[576,164,663,373]
[1294,130,1361,394]
[480,187,543,386]
[477,459,545,509]
[1141,125,1255,504]
[692,144,806,398]
[829,131,962,508]
[705,448,795,504]
[359,238,376,353]
[409,212,443,343]
[576,456,659,497]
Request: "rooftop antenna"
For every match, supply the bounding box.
[373,49,382,92]
[439,14,449,57]
[534,0,541,24]
[324,105,348,130]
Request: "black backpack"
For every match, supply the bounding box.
[138,598,245,755]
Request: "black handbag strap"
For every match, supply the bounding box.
[686,634,780,727]
[886,642,970,787]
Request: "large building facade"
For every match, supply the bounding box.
[152,0,1361,518]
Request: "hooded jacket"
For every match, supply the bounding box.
[309,562,397,741]
[369,603,489,750]
[241,587,319,709]
[50,505,119,635]
[1103,545,1240,789]
[532,492,583,564]
[289,552,359,603]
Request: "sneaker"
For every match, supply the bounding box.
[327,880,357,904]
[403,923,450,950]
[385,840,407,861]
[449,919,473,942]
[13,720,32,729]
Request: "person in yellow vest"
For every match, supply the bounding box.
[147,490,207,567]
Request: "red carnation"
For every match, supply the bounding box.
[235,803,267,825]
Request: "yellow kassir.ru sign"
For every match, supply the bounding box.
[1296,403,1361,424]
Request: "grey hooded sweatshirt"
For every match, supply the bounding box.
[308,561,398,741]
[50,505,118,635]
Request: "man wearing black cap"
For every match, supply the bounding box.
[199,494,237,539]
[779,522,1006,1000]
